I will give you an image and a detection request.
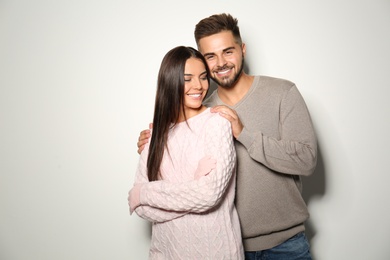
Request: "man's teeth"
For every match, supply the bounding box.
[217,69,230,75]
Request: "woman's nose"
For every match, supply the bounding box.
[193,78,202,89]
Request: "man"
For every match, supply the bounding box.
[135,13,317,259]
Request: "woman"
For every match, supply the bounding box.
[128,46,244,259]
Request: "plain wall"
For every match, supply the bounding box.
[1,0,389,259]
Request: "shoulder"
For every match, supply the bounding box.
[203,109,231,134]
[204,108,230,124]
[257,75,296,92]
[253,75,303,102]
[202,111,233,149]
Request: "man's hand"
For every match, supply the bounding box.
[211,106,243,138]
[137,123,153,154]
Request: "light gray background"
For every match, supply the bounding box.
[1,1,389,259]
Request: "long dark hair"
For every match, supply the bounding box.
[147,46,210,181]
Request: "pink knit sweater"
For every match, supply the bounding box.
[133,108,244,259]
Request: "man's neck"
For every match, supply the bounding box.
[217,73,254,106]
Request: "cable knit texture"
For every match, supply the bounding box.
[133,108,244,260]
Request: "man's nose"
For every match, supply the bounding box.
[216,55,227,67]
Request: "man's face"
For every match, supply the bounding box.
[198,31,245,89]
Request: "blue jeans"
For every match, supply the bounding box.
[244,232,312,260]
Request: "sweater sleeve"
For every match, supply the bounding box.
[135,205,186,223]
[139,116,235,213]
[237,85,317,176]
[132,144,187,223]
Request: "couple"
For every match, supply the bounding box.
[128,13,317,260]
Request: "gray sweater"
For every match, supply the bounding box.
[203,75,317,251]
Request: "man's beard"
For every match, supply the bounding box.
[211,56,244,89]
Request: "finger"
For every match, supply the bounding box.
[210,106,219,113]
[138,130,151,140]
[217,111,234,122]
[217,109,235,120]
[213,104,233,112]
[137,144,145,154]
[137,138,149,147]
[211,106,233,115]
[149,123,153,129]
[210,105,227,113]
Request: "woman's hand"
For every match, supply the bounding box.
[194,155,216,180]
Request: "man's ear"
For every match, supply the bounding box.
[241,43,246,57]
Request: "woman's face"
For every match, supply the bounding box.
[182,57,209,118]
